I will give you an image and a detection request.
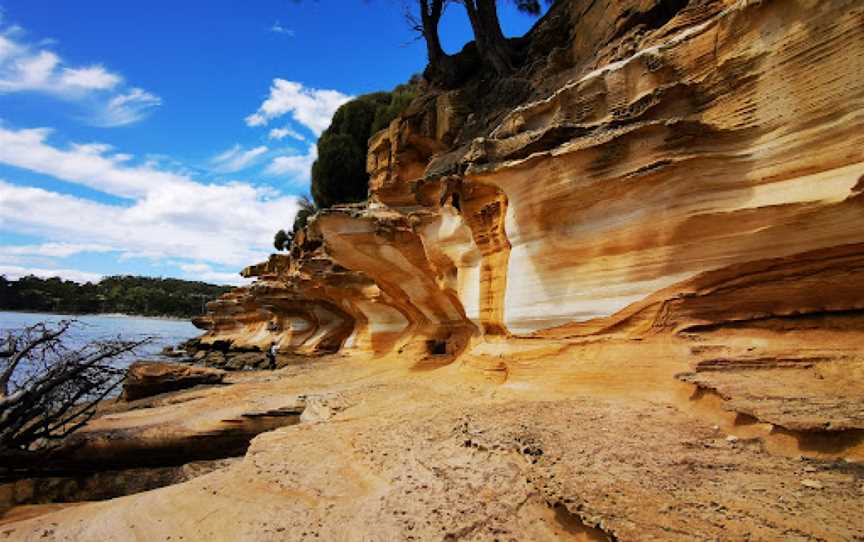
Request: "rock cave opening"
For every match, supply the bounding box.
[427,339,448,355]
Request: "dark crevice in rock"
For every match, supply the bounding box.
[678,308,864,334]
[0,459,238,513]
[552,502,616,542]
[609,0,691,44]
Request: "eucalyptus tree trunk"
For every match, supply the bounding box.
[463,0,514,75]
[420,0,447,69]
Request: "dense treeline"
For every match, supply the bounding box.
[0,275,232,318]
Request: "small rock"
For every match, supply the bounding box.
[800,479,823,490]
[725,435,738,443]
[161,346,185,358]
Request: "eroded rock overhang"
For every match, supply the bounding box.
[195,0,864,359]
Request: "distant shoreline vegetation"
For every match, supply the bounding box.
[0,275,233,319]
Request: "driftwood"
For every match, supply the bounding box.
[0,320,149,454]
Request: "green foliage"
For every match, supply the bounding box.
[311,87,417,209]
[272,197,314,253]
[292,196,316,233]
[331,92,390,144]
[0,275,232,318]
[274,229,289,251]
[311,132,368,209]
[371,87,418,135]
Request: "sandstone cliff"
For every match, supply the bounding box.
[3,0,864,539]
[196,0,864,359]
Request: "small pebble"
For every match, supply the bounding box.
[800,479,823,490]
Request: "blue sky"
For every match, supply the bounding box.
[0,1,545,285]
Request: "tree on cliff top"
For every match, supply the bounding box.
[0,320,149,454]
[409,0,553,84]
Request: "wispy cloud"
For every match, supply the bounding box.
[264,146,317,187]
[268,126,306,142]
[212,144,269,173]
[92,88,162,127]
[0,20,159,126]
[270,21,294,36]
[245,79,350,135]
[0,126,185,198]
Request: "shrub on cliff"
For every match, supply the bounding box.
[371,86,417,134]
[292,196,316,232]
[274,229,290,251]
[311,132,369,209]
[310,87,417,209]
[274,197,316,252]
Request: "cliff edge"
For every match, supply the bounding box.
[197,0,864,361]
[3,0,864,539]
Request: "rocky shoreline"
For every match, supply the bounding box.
[1,0,863,538]
[1,331,862,540]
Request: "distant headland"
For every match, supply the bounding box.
[0,275,232,319]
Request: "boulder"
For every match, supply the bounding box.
[160,346,185,358]
[223,352,268,371]
[122,362,226,401]
[202,351,227,368]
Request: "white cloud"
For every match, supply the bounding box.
[245,79,351,135]
[70,142,114,155]
[264,145,317,186]
[0,264,103,284]
[268,126,306,142]
[0,126,187,198]
[179,263,250,286]
[0,242,114,258]
[0,22,159,125]
[0,49,58,92]
[270,22,294,36]
[93,88,162,127]
[0,125,303,271]
[212,144,269,173]
[0,28,119,95]
[58,65,121,90]
[0,35,17,60]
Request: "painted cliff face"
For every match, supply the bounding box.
[195,0,864,358]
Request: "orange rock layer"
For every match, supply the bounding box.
[194,0,864,362]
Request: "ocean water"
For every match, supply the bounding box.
[0,311,200,368]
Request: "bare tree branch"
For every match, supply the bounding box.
[0,320,72,397]
[0,320,150,454]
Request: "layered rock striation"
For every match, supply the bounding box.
[5,0,864,537]
[195,0,864,358]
